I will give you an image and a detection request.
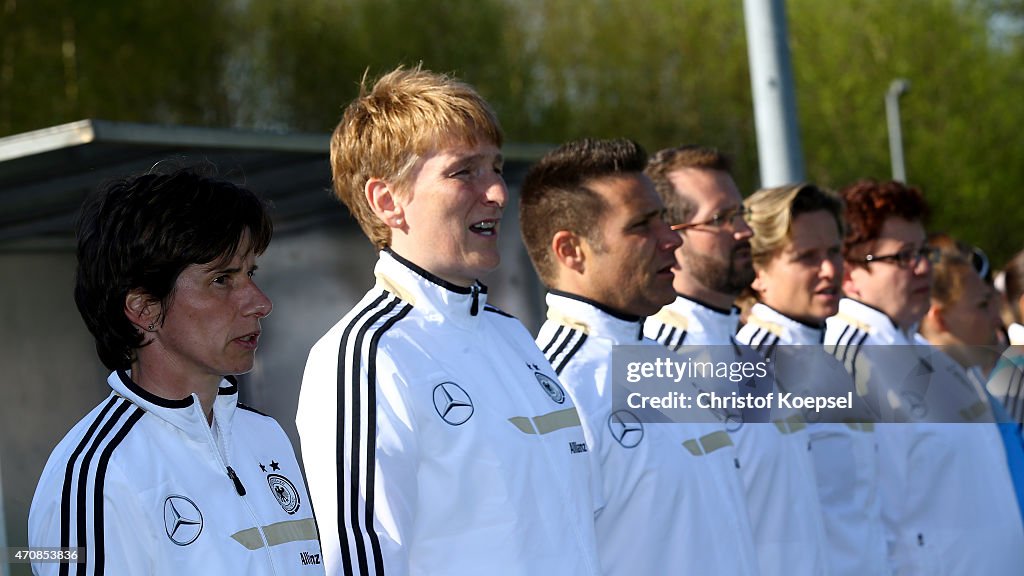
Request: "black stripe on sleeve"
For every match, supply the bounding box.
[672,330,689,352]
[847,331,870,384]
[748,327,764,349]
[92,406,145,576]
[829,325,851,358]
[75,399,132,576]
[59,397,118,576]
[540,325,565,356]
[555,332,589,375]
[348,297,403,576]
[335,290,391,576]
[362,303,413,574]
[544,328,577,367]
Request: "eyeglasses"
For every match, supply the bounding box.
[861,246,940,269]
[671,206,752,232]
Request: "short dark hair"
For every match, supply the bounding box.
[839,179,929,261]
[519,138,647,284]
[645,145,732,224]
[75,164,273,370]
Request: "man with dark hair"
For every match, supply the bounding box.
[30,165,323,575]
[643,146,830,576]
[520,138,760,576]
[826,179,1024,574]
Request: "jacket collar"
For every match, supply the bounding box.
[747,303,824,345]
[545,291,644,344]
[836,298,914,345]
[375,248,488,330]
[664,294,739,345]
[109,370,238,444]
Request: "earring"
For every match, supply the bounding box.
[147,323,155,331]
[396,217,404,227]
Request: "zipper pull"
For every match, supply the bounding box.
[470,284,480,316]
[227,466,246,496]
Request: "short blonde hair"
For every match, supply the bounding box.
[330,65,503,248]
[744,183,844,268]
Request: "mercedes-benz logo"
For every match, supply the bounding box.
[433,382,474,426]
[164,495,203,546]
[608,410,644,448]
[535,372,566,404]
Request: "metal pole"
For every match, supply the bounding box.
[743,0,805,187]
[886,79,910,183]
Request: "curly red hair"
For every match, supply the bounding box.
[839,179,929,260]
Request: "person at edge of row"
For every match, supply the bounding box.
[29,166,324,575]
[919,233,1024,527]
[990,249,1024,424]
[1003,251,1024,347]
[642,146,830,576]
[824,179,1024,575]
[295,66,601,576]
[519,138,760,576]
[737,182,888,576]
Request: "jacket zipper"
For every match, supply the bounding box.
[197,400,280,575]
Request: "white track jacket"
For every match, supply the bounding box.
[297,250,601,576]
[825,297,1024,575]
[539,291,760,576]
[29,371,324,576]
[739,302,888,576]
[646,295,829,576]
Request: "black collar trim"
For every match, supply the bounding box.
[676,293,736,316]
[549,289,644,323]
[117,369,194,409]
[219,375,238,396]
[384,247,487,295]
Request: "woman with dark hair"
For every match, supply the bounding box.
[29,166,323,575]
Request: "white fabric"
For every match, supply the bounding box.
[1008,322,1024,347]
[297,250,601,576]
[826,298,1024,575]
[645,297,830,576]
[30,371,323,575]
[740,302,887,576]
[541,292,759,576]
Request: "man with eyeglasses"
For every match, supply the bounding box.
[644,145,830,576]
[825,179,1023,575]
[519,138,760,576]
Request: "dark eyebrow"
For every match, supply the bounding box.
[203,264,254,275]
[631,208,663,226]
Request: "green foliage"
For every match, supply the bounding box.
[789,0,1024,263]
[2,0,1024,263]
[0,0,236,134]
